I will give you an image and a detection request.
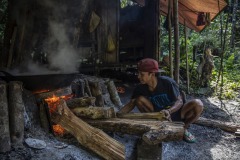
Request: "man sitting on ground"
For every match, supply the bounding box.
[118,58,203,143]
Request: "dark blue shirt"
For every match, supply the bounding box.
[131,76,180,111]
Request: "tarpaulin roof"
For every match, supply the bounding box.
[133,0,228,32]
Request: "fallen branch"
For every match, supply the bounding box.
[195,117,240,133]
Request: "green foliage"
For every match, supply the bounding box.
[160,12,240,100]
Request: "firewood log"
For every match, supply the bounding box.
[87,118,184,145]
[106,80,122,108]
[66,97,96,108]
[50,99,125,160]
[84,79,92,97]
[8,81,25,146]
[34,86,72,100]
[88,79,104,107]
[0,81,11,152]
[71,106,115,119]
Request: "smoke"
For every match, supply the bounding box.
[46,21,80,73]
[42,0,80,73]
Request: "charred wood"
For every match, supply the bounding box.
[39,101,51,133]
[34,86,72,100]
[72,79,85,98]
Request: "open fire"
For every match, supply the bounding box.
[44,94,74,136]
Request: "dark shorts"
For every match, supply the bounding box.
[170,107,183,122]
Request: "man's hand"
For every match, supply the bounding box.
[161,109,172,121]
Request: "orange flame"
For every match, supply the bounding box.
[52,124,65,137]
[44,94,73,136]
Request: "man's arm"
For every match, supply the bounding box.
[118,99,136,114]
[167,95,183,114]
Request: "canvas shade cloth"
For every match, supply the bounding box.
[133,0,228,32]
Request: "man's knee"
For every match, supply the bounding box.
[135,96,148,106]
[191,99,204,113]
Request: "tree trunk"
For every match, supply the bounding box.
[87,118,184,145]
[8,81,25,146]
[50,99,125,160]
[168,0,173,79]
[230,0,238,49]
[0,81,11,152]
[173,0,180,84]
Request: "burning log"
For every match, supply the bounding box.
[50,99,125,159]
[71,107,115,119]
[34,86,72,101]
[87,119,184,145]
[8,81,25,146]
[66,97,96,108]
[195,117,240,133]
[0,81,11,152]
[106,80,123,108]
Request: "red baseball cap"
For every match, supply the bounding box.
[137,58,162,73]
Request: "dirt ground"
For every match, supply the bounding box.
[0,82,239,160]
